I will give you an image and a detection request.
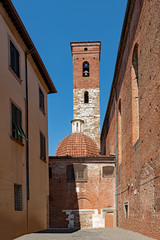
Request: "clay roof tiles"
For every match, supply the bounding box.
[56,133,100,157]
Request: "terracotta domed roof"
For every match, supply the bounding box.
[56,133,99,157]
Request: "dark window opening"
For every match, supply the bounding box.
[132,44,139,87]
[40,132,46,160]
[118,99,121,114]
[14,184,22,211]
[76,122,79,131]
[124,202,129,218]
[83,62,89,77]
[84,91,89,103]
[102,166,114,178]
[49,167,52,179]
[67,164,88,182]
[10,40,20,78]
[11,103,27,143]
[39,88,45,112]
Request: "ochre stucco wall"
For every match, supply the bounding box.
[0,3,50,239]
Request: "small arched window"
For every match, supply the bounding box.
[83,62,89,77]
[132,44,138,88]
[76,122,78,131]
[84,91,89,103]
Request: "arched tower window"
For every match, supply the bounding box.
[83,62,89,77]
[132,44,139,144]
[84,91,89,103]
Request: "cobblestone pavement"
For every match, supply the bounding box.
[15,228,156,240]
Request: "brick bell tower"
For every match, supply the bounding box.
[70,41,101,149]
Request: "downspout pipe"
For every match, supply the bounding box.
[114,87,118,226]
[25,48,35,228]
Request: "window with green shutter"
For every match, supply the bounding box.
[11,103,27,143]
[12,103,22,143]
[10,40,20,78]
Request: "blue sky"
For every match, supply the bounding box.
[12,0,128,155]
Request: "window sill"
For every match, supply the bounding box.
[40,156,46,162]
[9,67,22,84]
[39,107,46,116]
[102,176,114,178]
[76,180,88,183]
[10,136,24,146]
[67,179,88,183]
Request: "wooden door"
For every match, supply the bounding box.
[105,212,113,228]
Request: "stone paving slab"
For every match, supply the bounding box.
[15,228,156,240]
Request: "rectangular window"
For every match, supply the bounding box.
[102,166,114,178]
[12,103,22,143]
[14,184,22,211]
[10,40,20,78]
[124,202,129,219]
[40,132,46,160]
[67,164,87,182]
[39,88,45,112]
[49,167,52,179]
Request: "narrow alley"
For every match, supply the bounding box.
[15,228,156,240]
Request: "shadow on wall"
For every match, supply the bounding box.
[49,163,80,230]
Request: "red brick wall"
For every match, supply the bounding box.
[71,43,100,89]
[101,0,160,239]
[49,157,115,229]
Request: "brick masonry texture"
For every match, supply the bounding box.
[49,157,115,229]
[71,42,101,149]
[73,88,100,149]
[101,0,160,239]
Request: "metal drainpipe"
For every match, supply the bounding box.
[114,87,118,226]
[25,48,35,229]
